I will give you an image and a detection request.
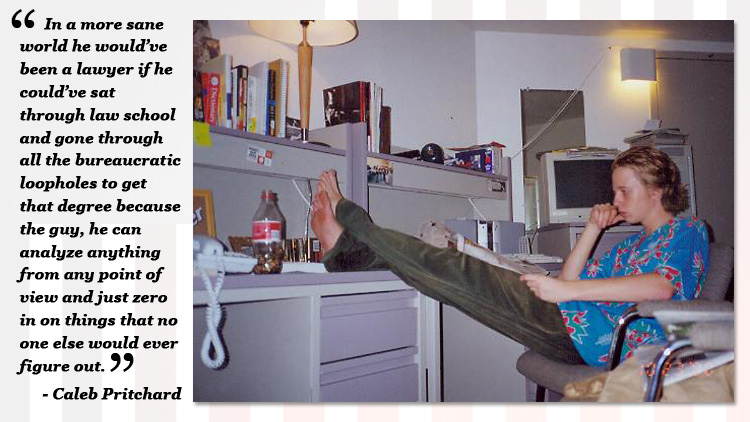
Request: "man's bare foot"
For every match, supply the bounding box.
[319,169,344,215]
[311,185,344,255]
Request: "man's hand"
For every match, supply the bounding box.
[589,203,625,230]
[520,273,575,303]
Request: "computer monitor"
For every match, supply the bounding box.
[539,151,616,226]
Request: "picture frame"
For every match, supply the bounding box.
[193,189,217,237]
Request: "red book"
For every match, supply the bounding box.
[201,72,221,126]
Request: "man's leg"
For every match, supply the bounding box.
[312,182,390,272]
[313,171,582,364]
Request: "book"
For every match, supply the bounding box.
[370,83,382,153]
[234,65,249,131]
[247,75,257,133]
[200,72,220,126]
[231,67,238,129]
[267,68,276,135]
[267,59,289,137]
[247,62,268,135]
[324,80,375,149]
[324,81,390,152]
[624,129,687,146]
[278,60,289,138]
[324,81,368,127]
[379,105,391,154]
[201,54,233,128]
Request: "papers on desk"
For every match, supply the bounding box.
[195,253,326,274]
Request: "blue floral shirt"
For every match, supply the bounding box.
[557,216,710,367]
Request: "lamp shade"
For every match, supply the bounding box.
[620,48,656,81]
[248,20,358,46]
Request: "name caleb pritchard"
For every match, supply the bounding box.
[44,386,182,400]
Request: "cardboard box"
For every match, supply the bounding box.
[454,146,503,175]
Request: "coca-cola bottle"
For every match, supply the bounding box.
[251,190,286,274]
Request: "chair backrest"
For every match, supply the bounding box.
[700,242,734,301]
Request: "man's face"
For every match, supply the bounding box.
[612,166,662,224]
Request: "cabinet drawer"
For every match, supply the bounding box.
[320,290,417,363]
[321,363,419,402]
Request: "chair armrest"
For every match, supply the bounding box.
[689,321,734,350]
[605,300,733,370]
[637,299,734,317]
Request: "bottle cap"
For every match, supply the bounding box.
[260,190,277,200]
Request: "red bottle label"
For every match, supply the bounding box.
[252,221,282,242]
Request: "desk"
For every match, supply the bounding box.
[193,271,432,402]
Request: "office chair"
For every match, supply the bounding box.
[516,242,734,402]
[644,307,733,401]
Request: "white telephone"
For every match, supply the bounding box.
[194,234,227,260]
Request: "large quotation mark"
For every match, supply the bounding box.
[12,9,35,28]
[110,352,135,372]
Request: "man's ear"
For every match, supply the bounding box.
[648,186,663,202]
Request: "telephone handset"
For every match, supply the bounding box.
[194,235,228,369]
[194,234,227,260]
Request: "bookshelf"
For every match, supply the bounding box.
[193,122,519,402]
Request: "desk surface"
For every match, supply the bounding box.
[193,270,409,304]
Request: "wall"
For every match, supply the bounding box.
[209,20,479,149]
[205,21,733,226]
[475,31,733,221]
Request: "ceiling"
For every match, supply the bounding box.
[464,20,734,43]
[211,20,735,44]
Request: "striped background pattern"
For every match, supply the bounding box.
[13,0,744,421]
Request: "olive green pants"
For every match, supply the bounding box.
[323,199,583,364]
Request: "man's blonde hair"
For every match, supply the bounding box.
[613,146,689,213]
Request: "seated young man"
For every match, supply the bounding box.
[311,146,709,366]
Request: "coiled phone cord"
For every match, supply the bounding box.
[199,265,226,369]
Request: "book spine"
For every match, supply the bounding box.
[248,75,257,133]
[237,66,248,131]
[225,57,233,129]
[267,69,277,136]
[217,73,224,127]
[379,105,391,155]
[193,70,204,122]
[373,84,382,154]
[231,67,238,130]
[201,72,220,127]
[360,82,370,151]
[369,83,375,152]
[278,61,288,138]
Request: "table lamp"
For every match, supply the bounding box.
[249,20,358,141]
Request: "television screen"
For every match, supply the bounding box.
[554,160,614,209]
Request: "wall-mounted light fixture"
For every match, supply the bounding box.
[248,20,358,141]
[620,48,656,82]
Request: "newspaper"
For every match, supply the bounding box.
[418,219,549,275]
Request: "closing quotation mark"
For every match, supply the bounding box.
[12,9,34,28]
[110,352,134,372]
